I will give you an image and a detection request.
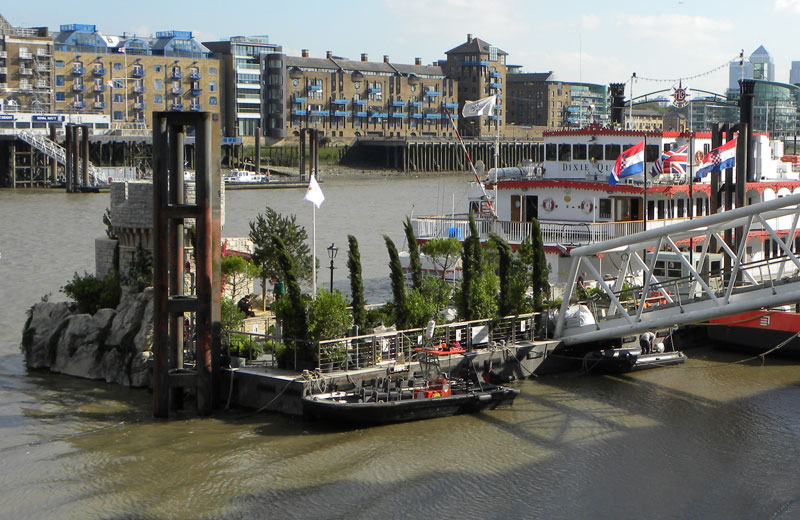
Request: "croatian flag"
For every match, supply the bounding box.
[609,140,645,186]
[695,137,737,181]
[651,144,688,177]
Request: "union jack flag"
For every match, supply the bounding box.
[650,144,689,177]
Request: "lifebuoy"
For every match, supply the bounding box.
[695,151,704,164]
[580,200,594,214]
[535,165,545,176]
[542,198,555,211]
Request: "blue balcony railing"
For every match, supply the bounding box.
[411,101,422,107]
[72,65,85,75]
[308,85,321,91]
[490,82,502,88]
[92,67,105,76]
[411,113,423,119]
[292,109,307,116]
[392,100,406,107]
[460,60,489,66]
[355,111,368,117]
[392,112,407,118]
[425,113,441,119]
[354,99,367,106]
[293,97,306,103]
[444,102,458,109]
[133,102,146,110]
[334,110,350,117]
[132,68,144,78]
[369,112,388,118]
[171,103,184,111]
[171,86,184,95]
[93,101,106,109]
[190,103,202,111]
[190,87,202,95]
[72,83,85,92]
[73,101,86,109]
[93,84,106,92]
[189,70,201,79]
[310,110,328,117]
[424,91,441,97]
[133,85,146,94]
[171,69,183,79]
[332,99,348,105]
[490,71,501,78]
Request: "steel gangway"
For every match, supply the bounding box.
[554,193,800,345]
[16,130,105,184]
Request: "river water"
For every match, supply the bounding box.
[2,178,800,519]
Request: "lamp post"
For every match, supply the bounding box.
[327,242,338,291]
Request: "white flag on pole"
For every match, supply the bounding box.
[462,95,496,117]
[303,174,324,208]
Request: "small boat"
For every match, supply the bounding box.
[582,346,687,375]
[302,376,518,426]
[707,309,800,357]
[222,169,269,184]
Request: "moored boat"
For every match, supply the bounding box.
[707,308,800,356]
[582,346,687,375]
[222,168,269,184]
[302,376,518,426]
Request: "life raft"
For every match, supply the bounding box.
[579,200,594,214]
[542,197,555,211]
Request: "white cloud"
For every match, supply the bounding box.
[775,0,800,12]
[581,13,600,30]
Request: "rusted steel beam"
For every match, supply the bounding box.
[152,114,171,418]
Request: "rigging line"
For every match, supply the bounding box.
[634,55,739,84]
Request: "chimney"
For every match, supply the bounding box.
[361,53,368,62]
[415,57,421,66]
[467,33,473,43]
[383,55,389,63]
[301,49,309,58]
[326,50,332,59]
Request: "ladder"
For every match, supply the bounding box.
[16,130,105,184]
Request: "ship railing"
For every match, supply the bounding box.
[316,313,539,374]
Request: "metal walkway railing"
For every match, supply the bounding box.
[555,193,800,345]
[17,130,105,184]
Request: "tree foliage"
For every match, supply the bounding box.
[346,234,367,334]
[384,235,409,329]
[221,255,260,301]
[489,233,514,317]
[404,217,422,290]
[406,277,452,328]
[307,289,351,341]
[421,238,461,281]
[517,220,550,310]
[270,234,312,368]
[61,271,121,315]
[221,296,245,331]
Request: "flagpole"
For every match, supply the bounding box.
[643,134,647,232]
[444,106,495,216]
[494,90,500,211]
[312,197,316,296]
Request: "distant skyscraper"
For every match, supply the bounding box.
[728,45,774,91]
[790,61,800,85]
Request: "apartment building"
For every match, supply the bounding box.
[52,24,219,128]
[264,51,457,140]
[0,14,54,112]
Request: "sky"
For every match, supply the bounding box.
[5,0,800,97]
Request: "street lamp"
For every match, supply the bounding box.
[327,242,338,291]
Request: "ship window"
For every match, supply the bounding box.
[646,144,659,163]
[657,200,665,219]
[677,198,685,217]
[558,144,571,161]
[605,144,621,161]
[545,143,556,161]
[588,144,603,162]
[667,261,681,278]
[573,144,587,160]
[599,198,611,219]
[654,261,666,277]
[647,200,655,220]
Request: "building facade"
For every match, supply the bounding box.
[203,36,282,141]
[52,25,220,129]
[0,14,53,112]
[264,51,457,140]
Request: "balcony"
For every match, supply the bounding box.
[354,99,367,106]
[74,101,86,109]
[0,66,8,74]
[171,69,183,79]
[444,102,458,109]
[292,109,307,116]
[424,113,441,119]
[333,110,350,117]
[0,51,6,58]
[310,110,329,117]
[131,68,144,78]
[490,71,501,78]
[133,84,146,94]
[93,83,106,92]
[19,82,32,91]
[392,100,406,107]
[490,82,502,88]
[369,112,388,118]
[0,83,7,91]
[35,80,49,89]
[94,101,106,109]
[411,101,422,107]
[36,48,50,57]
[133,102,146,110]
[189,69,201,79]
[392,112,407,118]
[332,99,348,105]
[36,63,49,72]
[72,65,85,75]
[93,67,106,76]
[19,51,33,60]
[190,103,202,111]
[459,60,489,66]
[170,103,184,111]
[292,97,306,103]
[424,91,441,97]
[411,113,423,119]
[171,86,184,95]
[20,68,33,76]
[72,83,85,92]
[355,111,368,117]
[190,86,202,96]
[307,84,321,91]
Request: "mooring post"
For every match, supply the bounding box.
[65,124,73,192]
[71,125,80,191]
[299,128,306,181]
[49,124,57,184]
[313,129,320,180]
[168,124,185,410]
[152,114,170,418]
[81,125,90,187]
[255,126,261,175]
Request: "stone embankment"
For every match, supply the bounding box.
[21,289,154,387]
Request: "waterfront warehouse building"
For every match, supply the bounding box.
[52,25,220,129]
[0,14,54,112]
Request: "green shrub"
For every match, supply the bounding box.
[307,289,351,341]
[226,332,265,359]
[221,296,245,331]
[61,270,121,315]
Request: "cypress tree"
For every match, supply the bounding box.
[270,234,310,367]
[458,212,482,320]
[347,234,367,334]
[490,233,513,317]
[404,216,423,290]
[530,218,550,311]
[384,235,408,329]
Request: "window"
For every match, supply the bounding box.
[598,199,612,219]
[113,94,123,103]
[558,144,571,161]
[55,75,65,86]
[113,79,123,89]
[154,78,162,90]
[113,63,122,71]
[113,111,123,120]
[154,94,162,103]
[209,96,217,106]
[209,81,217,92]
[292,79,298,87]
[56,92,65,101]
[605,144,621,161]
[55,60,64,68]
[209,67,217,75]
[154,65,162,73]
[588,144,603,162]
[573,144,587,160]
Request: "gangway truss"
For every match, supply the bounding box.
[555,193,800,345]
[16,129,105,184]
